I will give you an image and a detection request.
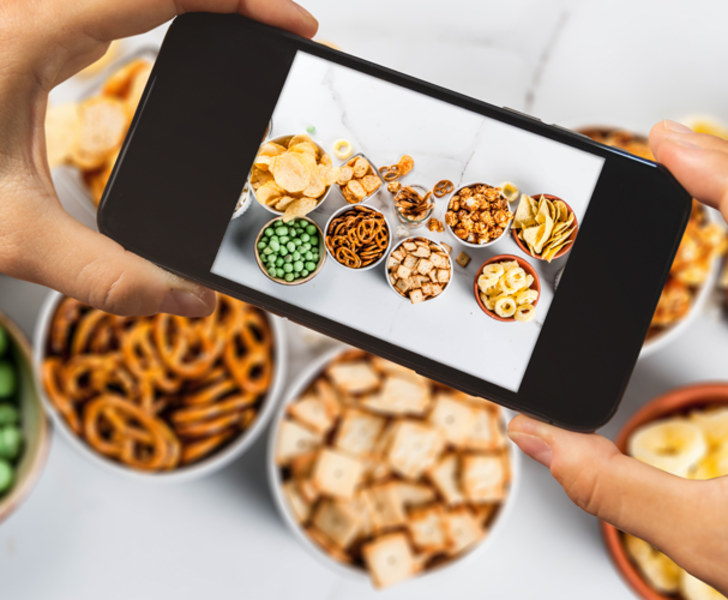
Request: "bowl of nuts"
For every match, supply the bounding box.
[445,183,513,248]
[386,237,452,304]
[474,255,540,322]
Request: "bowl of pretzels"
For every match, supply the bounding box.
[33,291,286,481]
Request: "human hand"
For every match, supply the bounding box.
[0,0,317,316]
[508,120,728,595]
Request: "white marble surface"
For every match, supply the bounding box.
[2,1,728,599]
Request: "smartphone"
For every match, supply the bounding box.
[98,13,691,430]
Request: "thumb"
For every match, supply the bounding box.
[6,203,215,316]
[508,414,702,552]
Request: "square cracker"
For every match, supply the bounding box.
[274,419,323,465]
[360,375,431,417]
[464,407,506,451]
[334,408,386,456]
[426,452,464,505]
[312,500,362,548]
[442,507,483,555]
[305,526,351,564]
[394,481,436,507]
[461,452,510,503]
[282,480,312,523]
[327,361,380,395]
[287,392,337,434]
[428,392,477,445]
[363,481,407,532]
[312,448,365,499]
[362,533,418,589]
[407,505,448,553]
[387,421,445,479]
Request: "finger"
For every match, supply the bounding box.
[4,201,215,317]
[508,414,706,553]
[649,120,728,219]
[58,0,318,42]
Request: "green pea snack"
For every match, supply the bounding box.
[256,218,322,284]
[0,324,23,497]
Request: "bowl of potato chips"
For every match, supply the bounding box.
[249,134,338,222]
[268,347,520,589]
[511,193,578,262]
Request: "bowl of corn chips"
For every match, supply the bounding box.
[268,348,520,589]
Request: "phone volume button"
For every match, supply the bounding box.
[502,106,541,121]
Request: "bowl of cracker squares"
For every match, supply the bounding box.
[268,348,520,589]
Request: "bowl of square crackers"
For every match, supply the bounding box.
[267,348,520,589]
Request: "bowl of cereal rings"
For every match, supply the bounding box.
[34,291,286,481]
[474,255,541,322]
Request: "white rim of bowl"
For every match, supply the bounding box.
[444,182,512,248]
[266,346,522,583]
[250,134,333,216]
[385,237,453,303]
[323,204,392,272]
[32,290,287,483]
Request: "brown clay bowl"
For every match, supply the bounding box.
[473,254,540,322]
[512,194,579,261]
[601,383,728,600]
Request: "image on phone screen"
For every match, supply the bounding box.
[210,50,605,393]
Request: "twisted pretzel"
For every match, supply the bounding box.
[325,206,389,268]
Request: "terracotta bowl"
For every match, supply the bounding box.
[0,310,51,523]
[601,383,728,600]
[511,194,579,261]
[473,254,541,322]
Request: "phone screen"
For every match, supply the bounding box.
[210,50,605,393]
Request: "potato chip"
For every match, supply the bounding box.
[101,58,150,99]
[290,142,318,157]
[255,181,284,205]
[259,142,287,156]
[289,134,316,148]
[71,97,129,170]
[125,63,153,109]
[283,197,318,222]
[45,103,81,168]
[270,153,309,193]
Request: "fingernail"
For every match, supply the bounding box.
[160,289,210,317]
[509,432,553,468]
[292,1,318,26]
[663,119,693,134]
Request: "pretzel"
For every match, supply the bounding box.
[379,165,400,181]
[41,294,275,472]
[433,179,454,198]
[325,207,389,269]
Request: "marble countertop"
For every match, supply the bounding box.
[2,1,728,599]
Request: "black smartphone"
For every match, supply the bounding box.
[97,13,691,431]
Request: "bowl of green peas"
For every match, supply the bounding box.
[0,310,50,523]
[255,217,326,284]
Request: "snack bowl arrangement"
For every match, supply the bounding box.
[474,255,541,322]
[393,184,434,225]
[444,182,513,249]
[386,237,453,304]
[0,310,51,523]
[336,153,385,204]
[267,347,521,589]
[254,216,326,285]
[511,194,578,262]
[324,204,392,271]
[250,133,336,218]
[578,125,727,357]
[602,383,728,600]
[33,291,287,482]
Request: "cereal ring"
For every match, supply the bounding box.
[333,139,353,161]
[494,296,517,319]
[514,304,537,322]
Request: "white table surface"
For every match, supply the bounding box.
[2,1,728,598]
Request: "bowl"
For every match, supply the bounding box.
[324,204,391,271]
[511,194,579,261]
[267,347,521,587]
[250,134,334,216]
[393,184,434,225]
[0,310,51,523]
[602,383,728,600]
[33,291,286,482]
[254,216,326,285]
[385,237,453,303]
[337,152,385,205]
[473,255,541,322]
[445,182,513,249]
[232,181,252,220]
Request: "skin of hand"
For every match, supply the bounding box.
[0,0,317,316]
[511,121,728,594]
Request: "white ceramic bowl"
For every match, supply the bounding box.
[445,182,513,249]
[385,237,453,303]
[250,134,334,217]
[324,204,392,272]
[33,290,287,483]
[0,310,51,523]
[267,347,522,585]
